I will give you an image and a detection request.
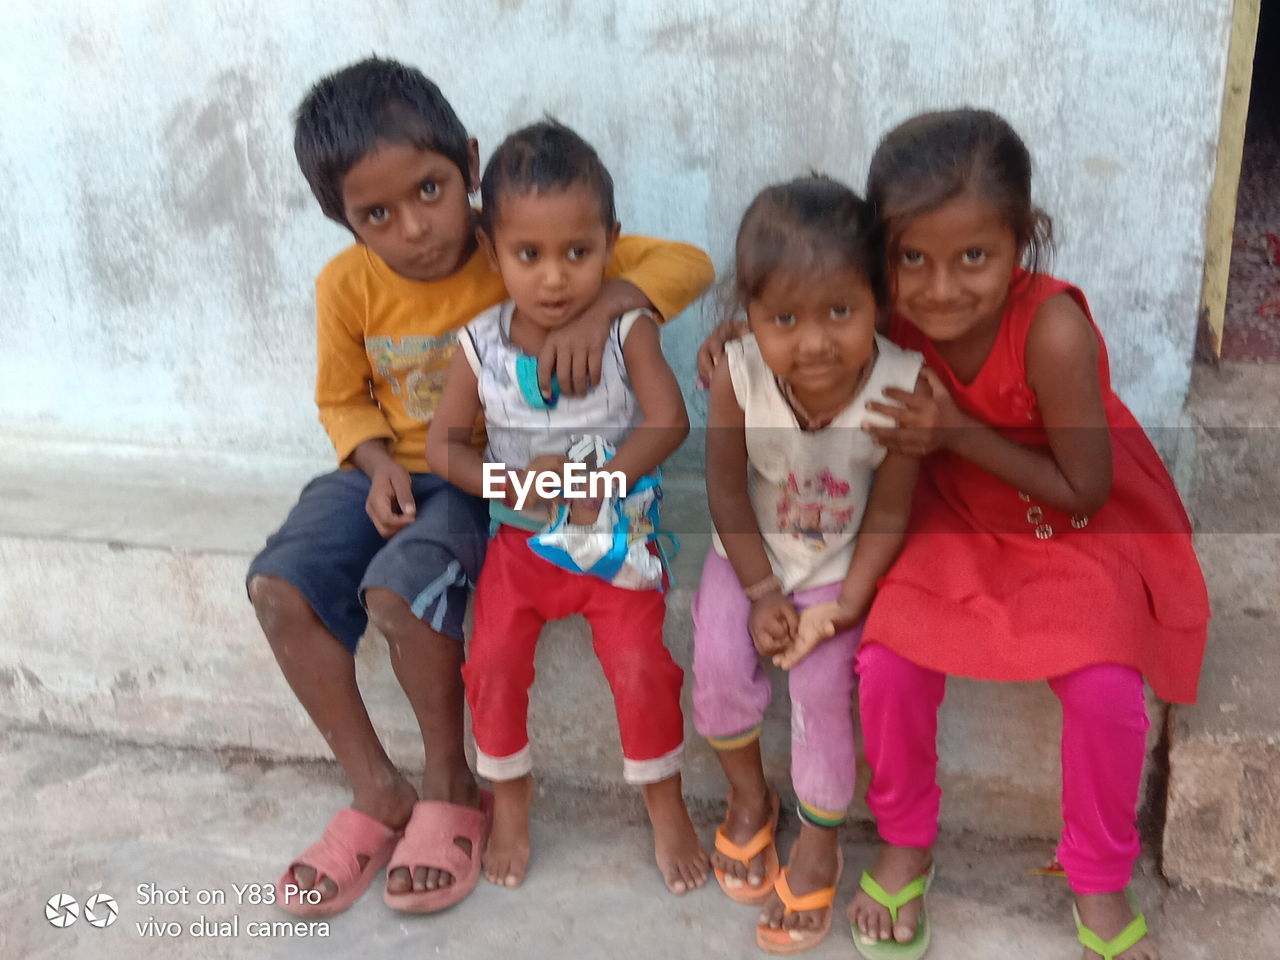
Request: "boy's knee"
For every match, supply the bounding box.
[363,586,416,637]
[248,575,313,637]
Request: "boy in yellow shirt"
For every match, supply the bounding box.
[247,57,713,917]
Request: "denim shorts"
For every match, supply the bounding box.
[247,470,489,651]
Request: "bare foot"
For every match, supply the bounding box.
[848,843,932,946]
[757,825,840,939]
[294,772,418,903]
[385,768,483,895]
[483,775,534,888]
[1076,891,1160,960]
[644,774,710,895]
[710,785,775,890]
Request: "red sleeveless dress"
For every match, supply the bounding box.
[864,271,1209,703]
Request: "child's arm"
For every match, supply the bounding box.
[427,346,577,516]
[425,350,488,498]
[574,315,689,515]
[315,272,418,537]
[775,451,920,670]
[536,236,714,398]
[695,317,750,388]
[705,361,798,658]
[350,439,417,536]
[867,295,1112,515]
[316,278,395,460]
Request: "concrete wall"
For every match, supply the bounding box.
[0,0,1233,461]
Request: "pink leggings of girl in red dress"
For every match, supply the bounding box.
[857,642,1149,894]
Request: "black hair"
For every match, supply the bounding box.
[293,56,471,230]
[866,108,1054,274]
[478,120,616,236]
[732,174,883,312]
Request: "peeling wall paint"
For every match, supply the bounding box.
[0,0,1233,462]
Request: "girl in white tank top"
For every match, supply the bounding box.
[694,176,923,954]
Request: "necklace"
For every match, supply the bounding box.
[776,342,879,431]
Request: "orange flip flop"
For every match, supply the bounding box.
[1028,857,1067,878]
[756,847,844,955]
[713,791,781,905]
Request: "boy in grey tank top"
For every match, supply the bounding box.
[427,121,708,896]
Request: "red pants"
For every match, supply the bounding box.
[463,526,685,785]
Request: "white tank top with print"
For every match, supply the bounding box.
[713,333,923,593]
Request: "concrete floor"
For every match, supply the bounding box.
[4,725,1276,960]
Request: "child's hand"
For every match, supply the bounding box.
[864,367,963,457]
[774,601,858,670]
[749,592,798,658]
[538,287,624,398]
[518,455,573,516]
[525,454,573,476]
[365,461,417,538]
[568,496,604,526]
[695,318,749,388]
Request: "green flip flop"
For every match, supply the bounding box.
[1072,891,1149,959]
[852,863,935,959]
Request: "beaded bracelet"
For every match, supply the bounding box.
[744,574,783,602]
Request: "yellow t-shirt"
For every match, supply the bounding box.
[314,235,714,473]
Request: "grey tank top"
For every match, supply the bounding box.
[458,300,647,469]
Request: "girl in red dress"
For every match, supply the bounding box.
[848,110,1209,960]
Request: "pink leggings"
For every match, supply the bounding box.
[857,644,1149,895]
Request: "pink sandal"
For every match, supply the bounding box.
[276,807,400,917]
[383,792,494,913]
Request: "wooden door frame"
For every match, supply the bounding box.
[1201,0,1262,358]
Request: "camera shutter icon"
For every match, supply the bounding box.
[84,893,119,928]
[45,894,79,928]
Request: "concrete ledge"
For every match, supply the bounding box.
[1163,362,1280,891]
[1165,539,1280,892]
[0,437,1168,841]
